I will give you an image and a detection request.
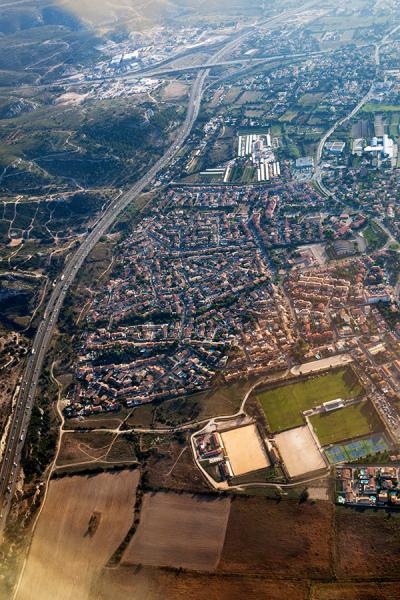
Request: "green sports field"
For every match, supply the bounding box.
[309,401,381,446]
[257,368,363,433]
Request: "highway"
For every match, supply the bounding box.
[57,49,332,88]
[0,63,209,536]
[0,3,322,536]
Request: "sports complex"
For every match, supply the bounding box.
[256,365,391,479]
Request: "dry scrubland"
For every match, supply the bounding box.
[122,491,230,571]
[92,567,308,600]
[144,438,210,492]
[311,583,400,600]
[219,496,334,579]
[336,510,400,579]
[16,470,139,600]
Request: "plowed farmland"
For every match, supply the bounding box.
[16,470,140,600]
[122,491,230,571]
[219,496,333,579]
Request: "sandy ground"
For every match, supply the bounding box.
[275,426,326,478]
[291,354,353,376]
[122,491,230,571]
[220,424,270,476]
[8,238,22,247]
[16,470,139,600]
[160,80,190,100]
[56,92,88,105]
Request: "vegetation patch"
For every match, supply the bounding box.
[310,401,382,446]
[257,368,363,432]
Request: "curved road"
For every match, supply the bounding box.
[0,3,322,535]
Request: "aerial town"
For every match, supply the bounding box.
[2,1,400,599]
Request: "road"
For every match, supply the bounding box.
[62,49,333,86]
[0,3,317,537]
[0,65,208,536]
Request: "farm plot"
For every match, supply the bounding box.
[309,401,382,446]
[93,566,309,600]
[257,368,363,432]
[122,491,230,571]
[16,470,139,600]
[335,509,400,579]
[219,496,333,579]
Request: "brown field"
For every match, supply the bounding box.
[335,510,400,579]
[16,470,139,600]
[56,432,115,466]
[237,91,264,104]
[122,491,230,571]
[144,438,210,492]
[92,567,309,600]
[105,436,137,463]
[222,86,242,104]
[160,80,189,101]
[311,582,400,600]
[219,496,333,579]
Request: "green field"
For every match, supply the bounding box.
[362,103,400,113]
[257,368,363,432]
[310,401,381,446]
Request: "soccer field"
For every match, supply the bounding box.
[309,401,381,446]
[257,368,363,432]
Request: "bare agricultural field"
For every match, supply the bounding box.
[237,91,264,105]
[222,86,242,104]
[335,510,400,579]
[275,426,326,478]
[56,431,115,467]
[122,491,230,571]
[220,424,270,476]
[219,496,333,579]
[16,470,139,600]
[311,582,400,600]
[93,566,309,600]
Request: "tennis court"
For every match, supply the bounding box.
[325,433,390,464]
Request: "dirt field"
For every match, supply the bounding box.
[122,491,230,571]
[160,81,189,100]
[220,424,270,476]
[92,567,309,600]
[275,426,326,478]
[144,438,210,493]
[219,496,333,579]
[56,432,115,466]
[311,582,400,600]
[335,510,400,579]
[16,470,140,600]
